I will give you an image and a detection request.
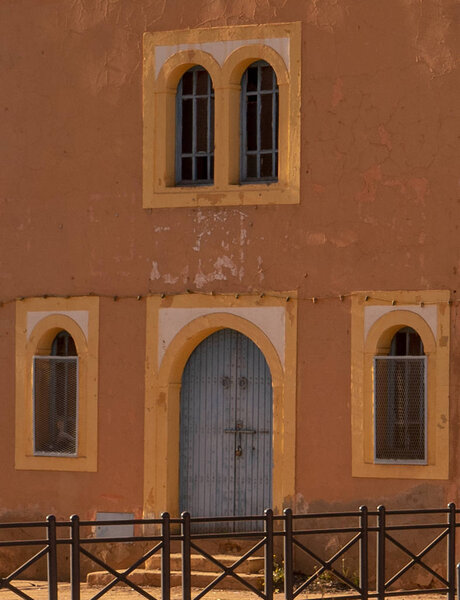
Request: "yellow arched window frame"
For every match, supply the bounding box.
[351,291,450,480]
[143,22,301,208]
[15,297,99,472]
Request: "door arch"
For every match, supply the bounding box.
[179,328,273,518]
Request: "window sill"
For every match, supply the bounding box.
[16,454,97,472]
[353,461,448,480]
[144,183,299,208]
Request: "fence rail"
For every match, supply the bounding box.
[1,505,460,600]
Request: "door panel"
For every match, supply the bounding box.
[179,329,272,524]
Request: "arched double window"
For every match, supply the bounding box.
[374,327,426,463]
[240,60,279,182]
[176,66,214,185]
[33,330,78,456]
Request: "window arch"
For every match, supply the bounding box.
[240,60,278,182]
[33,330,78,456]
[176,66,214,185]
[374,327,426,463]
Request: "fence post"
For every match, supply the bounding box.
[264,509,274,600]
[457,563,460,600]
[376,505,386,600]
[46,515,58,600]
[448,503,456,600]
[161,512,170,600]
[70,515,80,600]
[359,506,368,600]
[284,509,293,600]
[181,512,191,600]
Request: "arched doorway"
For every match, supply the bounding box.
[179,328,273,519]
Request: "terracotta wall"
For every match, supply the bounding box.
[1,0,459,519]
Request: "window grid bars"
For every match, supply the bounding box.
[176,67,214,185]
[241,61,279,182]
[373,356,427,465]
[33,355,79,457]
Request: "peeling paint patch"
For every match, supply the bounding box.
[306,0,347,32]
[163,274,178,284]
[413,0,456,76]
[329,230,358,248]
[149,261,160,280]
[193,255,238,288]
[257,256,264,282]
[306,232,327,246]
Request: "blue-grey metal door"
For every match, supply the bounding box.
[179,328,273,522]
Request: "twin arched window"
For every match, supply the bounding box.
[175,61,278,185]
[374,327,426,463]
[33,330,78,456]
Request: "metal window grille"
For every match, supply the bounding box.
[240,60,279,182]
[374,356,426,463]
[175,66,214,185]
[33,356,78,456]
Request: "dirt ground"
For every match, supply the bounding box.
[0,581,452,600]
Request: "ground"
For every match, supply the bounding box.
[0,582,451,599]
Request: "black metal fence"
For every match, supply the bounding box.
[1,505,460,600]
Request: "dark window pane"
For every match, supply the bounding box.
[196,156,208,180]
[260,94,273,150]
[210,97,215,150]
[394,332,407,355]
[52,331,77,356]
[408,332,424,355]
[246,97,257,151]
[261,65,275,90]
[246,66,258,92]
[274,151,278,177]
[209,155,214,179]
[246,154,257,178]
[274,92,279,147]
[182,70,193,95]
[196,69,209,95]
[182,99,193,154]
[196,98,208,152]
[182,157,193,181]
[391,327,424,356]
[260,153,273,178]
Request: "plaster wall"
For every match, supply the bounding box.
[0,0,460,520]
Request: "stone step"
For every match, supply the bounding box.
[145,552,264,574]
[87,568,264,590]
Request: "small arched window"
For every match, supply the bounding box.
[240,60,278,182]
[374,327,426,463]
[176,66,214,185]
[33,330,78,456]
